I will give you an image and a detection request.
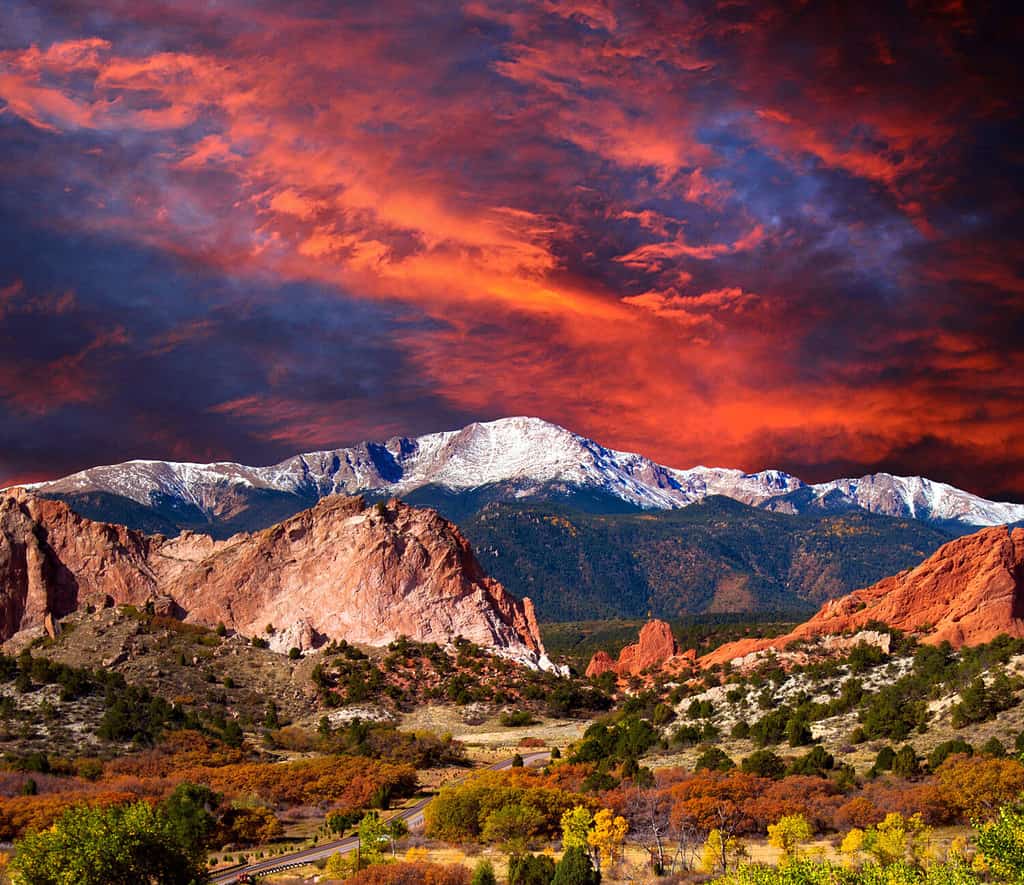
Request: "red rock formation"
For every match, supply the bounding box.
[0,489,548,664]
[0,489,160,638]
[585,650,618,678]
[702,525,1024,667]
[585,619,693,678]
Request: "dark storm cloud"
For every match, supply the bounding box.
[0,216,474,480]
[0,0,1021,500]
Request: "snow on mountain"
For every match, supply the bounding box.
[810,474,1024,526]
[11,416,1024,529]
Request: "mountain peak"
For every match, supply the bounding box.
[11,417,1024,533]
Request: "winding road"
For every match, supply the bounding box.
[210,750,550,883]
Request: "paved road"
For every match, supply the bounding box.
[210,750,550,883]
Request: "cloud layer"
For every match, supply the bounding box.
[1,0,1022,499]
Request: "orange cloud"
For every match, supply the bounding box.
[1,2,1021,498]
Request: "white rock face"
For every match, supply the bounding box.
[13,416,1024,529]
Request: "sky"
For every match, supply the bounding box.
[1,1,1022,501]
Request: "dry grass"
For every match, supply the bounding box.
[399,704,590,759]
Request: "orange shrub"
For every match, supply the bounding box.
[0,791,137,840]
[835,795,883,829]
[344,861,470,885]
[668,771,769,835]
[199,756,416,808]
[744,775,843,832]
[936,754,1024,821]
[104,730,245,778]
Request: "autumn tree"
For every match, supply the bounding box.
[701,828,747,874]
[861,812,932,867]
[840,826,866,866]
[561,805,594,851]
[219,805,283,845]
[767,813,813,858]
[8,801,206,884]
[937,755,1024,821]
[481,803,543,851]
[587,808,628,874]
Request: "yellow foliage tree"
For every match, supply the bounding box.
[587,808,628,873]
[561,805,593,851]
[862,812,932,867]
[701,828,748,874]
[767,813,813,858]
[840,827,865,866]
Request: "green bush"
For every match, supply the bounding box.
[786,746,833,777]
[471,858,498,885]
[928,739,972,771]
[508,853,557,885]
[500,710,537,727]
[741,749,786,779]
[552,846,600,885]
[695,746,735,772]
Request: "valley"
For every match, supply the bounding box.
[1,428,1024,884]
[1,493,1023,883]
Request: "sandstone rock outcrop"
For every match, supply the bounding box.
[585,619,695,678]
[0,489,550,666]
[702,525,1024,667]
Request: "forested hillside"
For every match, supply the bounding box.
[460,497,953,621]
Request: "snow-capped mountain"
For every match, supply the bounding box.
[11,416,1024,532]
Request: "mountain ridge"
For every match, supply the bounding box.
[457,496,954,620]
[9,417,1024,536]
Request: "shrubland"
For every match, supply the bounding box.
[3,606,1024,883]
[312,636,612,717]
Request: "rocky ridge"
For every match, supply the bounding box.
[584,525,1024,677]
[702,525,1024,667]
[14,417,1024,533]
[0,489,553,669]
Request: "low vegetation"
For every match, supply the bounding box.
[4,606,1024,884]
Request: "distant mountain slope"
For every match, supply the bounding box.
[12,417,1024,536]
[456,497,955,621]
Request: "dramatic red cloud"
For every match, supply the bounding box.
[0,0,1021,498]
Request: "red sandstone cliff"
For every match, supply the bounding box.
[701,525,1024,667]
[0,489,548,664]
